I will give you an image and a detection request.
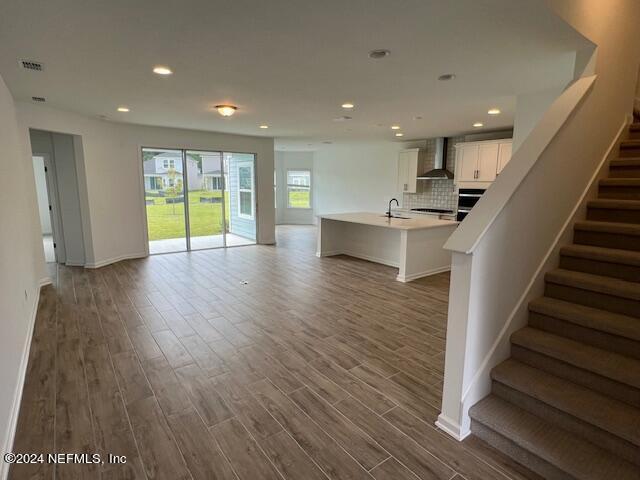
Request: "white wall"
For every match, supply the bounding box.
[313,142,405,216]
[275,151,314,225]
[512,85,567,150]
[31,156,51,234]
[0,74,48,479]
[17,103,276,267]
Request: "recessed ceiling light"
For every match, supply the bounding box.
[369,49,390,59]
[322,141,333,144]
[488,108,501,115]
[395,133,404,137]
[117,106,130,112]
[153,65,173,75]
[391,125,401,130]
[259,125,269,129]
[342,103,355,109]
[438,73,456,81]
[215,104,237,117]
[473,122,484,128]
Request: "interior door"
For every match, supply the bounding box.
[458,145,479,182]
[477,143,499,182]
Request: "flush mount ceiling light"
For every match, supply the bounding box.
[117,106,130,112]
[341,102,355,109]
[395,133,404,137]
[438,73,456,81]
[369,49,390,59]
[488,108,501,115]
[391,125,401,130]
[473,122,484,128]
[259,125,269,129]
[153,65,173,75]
[215,104,237,117]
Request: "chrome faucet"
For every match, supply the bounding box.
[387,198,399,218]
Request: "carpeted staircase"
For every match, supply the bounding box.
[469,123,640,480]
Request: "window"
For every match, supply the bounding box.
[237,163,254,219]
[287,170,311,208]
[163,158,176,169]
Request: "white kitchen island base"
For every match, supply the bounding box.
[316,213,458,282]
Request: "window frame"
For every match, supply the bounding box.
[237,162,255,220]
[286,169,311,209]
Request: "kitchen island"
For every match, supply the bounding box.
[316,212,458,282]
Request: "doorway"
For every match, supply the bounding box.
[142,147,257,254]
[32,154,62,263]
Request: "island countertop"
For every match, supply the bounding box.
[317,212,459,230]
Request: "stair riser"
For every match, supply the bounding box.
[598,186,640,200]
[545,282,640,318]
[574,229,640,251]
[559,255,640,282]
[470,421,571,480]
[492,380,640,467]
[587,207,640,224]
[629,131,640,140]
[528,311,640,360]
[609,166,640,178]
[511,344,640,407]
[620,146,640,158]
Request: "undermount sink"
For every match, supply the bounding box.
[381,214,411,219]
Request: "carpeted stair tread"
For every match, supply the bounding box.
[529,296,640,342]
[621,140,640,148]
[587,198,640,210]
[574,219,640,235]
[599,178,640,186]
[511,327,640,389]
[545,268,640,300]
[560,243,640,267]
[491,359,640,446]
[469,395,640,480]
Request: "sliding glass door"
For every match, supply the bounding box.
[142,147,256,254]
[143,148,187,254]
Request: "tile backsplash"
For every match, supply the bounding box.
[402,135,464,212]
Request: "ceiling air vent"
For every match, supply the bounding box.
[32,96,46,102]
[19,59,44,71]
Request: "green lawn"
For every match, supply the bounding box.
[146,190,231,241]
[288,190,310,208]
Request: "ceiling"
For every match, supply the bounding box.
[0,0,591,145]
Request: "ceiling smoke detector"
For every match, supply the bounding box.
[19,59,44,71]
[438,73,456,81]
[31,96,46,102]
[368,49,390,59]
[333,116,352,122]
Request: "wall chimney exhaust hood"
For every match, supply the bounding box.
[417,137,454,180]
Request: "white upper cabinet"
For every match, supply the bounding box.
[454,139,512,186]
[397,149,423,194]
[497,141,513,175]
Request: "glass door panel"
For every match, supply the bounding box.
[142,148,187,254]
[185,150,225,250]
[224,152,256,246]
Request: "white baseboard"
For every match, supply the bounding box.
[84,252,147,269]
[436,414,470,441]
[397,265,451,283]
[1,283,43,480]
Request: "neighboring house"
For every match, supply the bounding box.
[201,153,224,191]
[143,152,201,191]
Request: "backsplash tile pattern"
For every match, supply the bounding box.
[402,135,464,212]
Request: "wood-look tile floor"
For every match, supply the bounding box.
[10,226,540,480]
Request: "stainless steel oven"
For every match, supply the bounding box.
[457,188,486,221]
